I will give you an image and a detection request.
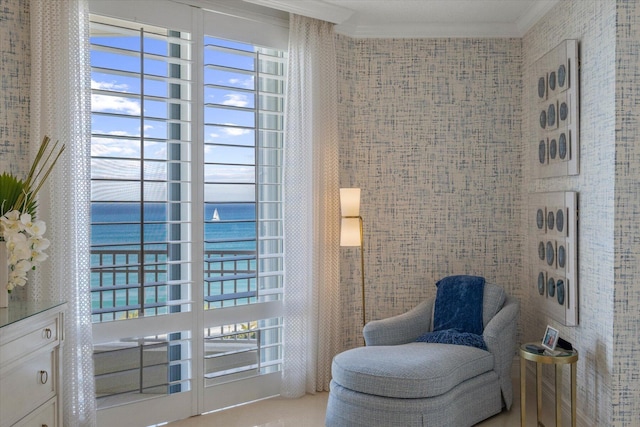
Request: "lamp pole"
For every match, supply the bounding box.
[339,188,366,341]
[359,216,365,328]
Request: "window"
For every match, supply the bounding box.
[201,35,285,388]
[90,16,194,412]
[88,4,287,423]
[90,17,192,323]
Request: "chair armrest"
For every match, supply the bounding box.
[483,295,520,409]
[363,298,434,346]
[483,296,519,355]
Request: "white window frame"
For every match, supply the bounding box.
[88,1,288,425]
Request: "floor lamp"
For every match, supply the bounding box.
[340,188,366,328]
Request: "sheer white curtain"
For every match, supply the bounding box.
[281,14,341,397]
[29,0,96,425]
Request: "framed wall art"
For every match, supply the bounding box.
[533,40,580,178]
[529,191,578,326]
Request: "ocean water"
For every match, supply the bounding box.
[91,202,256,248]
[90,203,257,314]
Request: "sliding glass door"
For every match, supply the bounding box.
[88,3,287,425]
[199,30,285,411]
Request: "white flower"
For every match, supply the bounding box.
[2,210,20,222]
[0,212,23,235]
[28,220,47,237]
[30,248,49,263]
[0,209,51,292]
[19,213,32,227]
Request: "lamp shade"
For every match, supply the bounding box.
[340,188,361,216]
[340,217,361,246]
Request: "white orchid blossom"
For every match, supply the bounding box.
[1,137,64,294]
[1,210,50,291]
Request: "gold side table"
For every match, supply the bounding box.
[520,342,578,427]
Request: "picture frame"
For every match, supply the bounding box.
[529,191,579,326]
[542,325,559,351]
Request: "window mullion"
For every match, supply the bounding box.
[190,8,206,415]
[139,26,146,317]
[254,51,260,302]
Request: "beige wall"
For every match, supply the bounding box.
[336,37,524,350]
[523,1,617,424]
[613,0,640,423]
[0,0,30,175]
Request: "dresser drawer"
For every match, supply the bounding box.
[0,317,59,366]
[13,397,57,427]
[0,350,57,426]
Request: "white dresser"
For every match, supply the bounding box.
[0,302,66,427]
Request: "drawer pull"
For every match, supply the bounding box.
[39,370,49,384]
[44,328,52,339]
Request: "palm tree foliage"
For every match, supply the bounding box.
[0,136,65,219]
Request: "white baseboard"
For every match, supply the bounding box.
[513,355,589,426]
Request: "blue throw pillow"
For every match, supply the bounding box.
[433,275,485,335]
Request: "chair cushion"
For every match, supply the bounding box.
[331,342,494,399]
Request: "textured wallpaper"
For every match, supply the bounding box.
[0,0,30,175]
[337,1,633,424]
[523,1,616,424]
[613,1,640,424]
[336,37,523,350]
[3,0,639,424]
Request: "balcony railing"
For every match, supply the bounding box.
[92,247,261,407]
[91,248,258,322]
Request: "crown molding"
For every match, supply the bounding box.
[515,0,560,36]
[172,0,289,27]
[242,0,354,24]
[241,0,561,38]
[337,0,561,39]
[336,22,524,39]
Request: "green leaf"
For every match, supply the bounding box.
[0,172,36,217]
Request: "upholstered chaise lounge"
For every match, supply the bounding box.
[325,277,519,427]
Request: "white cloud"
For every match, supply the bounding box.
[222,94,249,107]
[92,93,140,115]
[143,140,167,159]
[91,79,130,92]
[91,133,166,160]
[224,128,251,136]
[91,135,140,158]
[228,77,254,89]
[207,126,251,141]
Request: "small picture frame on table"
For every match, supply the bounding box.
[542,325,559,354]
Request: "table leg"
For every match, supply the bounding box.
[521,358,526,426]
[537,362,543,424]
[556,364,563,427]
[571,363,577,427]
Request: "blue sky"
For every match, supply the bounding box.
[90,31,260,202]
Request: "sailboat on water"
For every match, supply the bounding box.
[212,208,220,221]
